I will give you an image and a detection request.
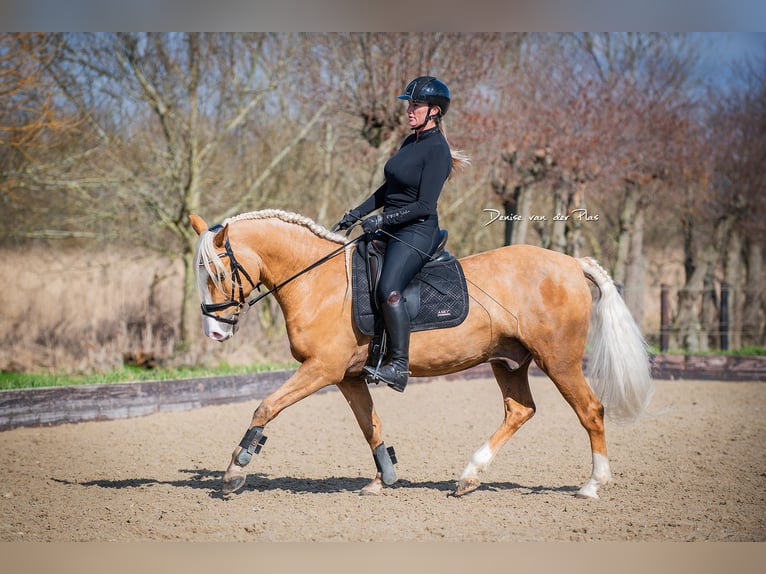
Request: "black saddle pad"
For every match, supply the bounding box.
[351,246,469,337]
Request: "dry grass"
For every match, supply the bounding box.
[0,245,292,374]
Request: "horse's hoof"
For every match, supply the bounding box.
[222,474,246,495]
[360,477,384,496]
[453,478,480,497]
[575,488,599,500]
[575,479,601,499]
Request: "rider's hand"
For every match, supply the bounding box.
[361,214,384,235]
[335,210,360,231]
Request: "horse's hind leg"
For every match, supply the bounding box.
[336,378,394,496]
[544,361,611,499]
[455,361,536,496]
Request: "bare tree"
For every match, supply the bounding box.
[303,33,519,223]
[29,33,323,351]
[482,35,610,254]
[706,56,766,348]
[489,146,552,246]
[570,33,702,325]
[0,33,83,238]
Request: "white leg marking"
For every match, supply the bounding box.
[459,442,494,481]
[577,452,612,499]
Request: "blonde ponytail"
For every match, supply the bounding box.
[438,120,471,177]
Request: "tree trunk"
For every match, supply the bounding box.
[612,180,640,287]
[742,239,764,347]
[179,244,201,356]
[512,183,534,245]
[673,214,733,352]
[700,268,717,351]
[565,182,585,257]
[623,207,646,327]
[501,194,517,246]
[549,182,567,253]
[672,262,709,352]
[723,229,743,349]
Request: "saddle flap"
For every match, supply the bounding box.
[351,235,468,337]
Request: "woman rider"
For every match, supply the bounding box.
[335,76,469,392]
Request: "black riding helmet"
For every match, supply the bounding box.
[397,76,451,117]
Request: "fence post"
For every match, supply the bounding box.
[720,282,729,351]
[660,284,670,353]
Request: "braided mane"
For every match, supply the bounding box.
[223,209,347,244]
[195,209,352,306]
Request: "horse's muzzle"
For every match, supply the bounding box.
[202,316,237,342]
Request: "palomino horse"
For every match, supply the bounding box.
[189,209,654,498]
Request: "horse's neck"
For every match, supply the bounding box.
[237,219,342,292]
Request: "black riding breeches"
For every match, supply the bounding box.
[376,222,441,305]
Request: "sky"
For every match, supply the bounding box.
[701,33,765,68]
[694,32,765,87]
[0,4,763,89]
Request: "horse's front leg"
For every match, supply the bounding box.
[222,361,335,495]
[336,378,397,495]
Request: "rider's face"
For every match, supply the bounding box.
[406,100,437,129]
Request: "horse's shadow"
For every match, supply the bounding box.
[52,469,578,499]
[52,469,231,500]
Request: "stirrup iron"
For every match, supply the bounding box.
[364,331,387,385]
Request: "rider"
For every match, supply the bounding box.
[335,75,468,392]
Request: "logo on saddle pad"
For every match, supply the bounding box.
[351,241,469,337]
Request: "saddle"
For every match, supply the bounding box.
[351,230,469,340]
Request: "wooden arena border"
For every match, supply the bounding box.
[1,355,764,431]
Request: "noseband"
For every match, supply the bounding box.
[199,225,260,326]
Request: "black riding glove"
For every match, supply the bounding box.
[361,214,384,234]
[335,210,361,231]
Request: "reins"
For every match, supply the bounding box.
[245,235,363,307]
[202,216,518,331]
[201,223,363,325]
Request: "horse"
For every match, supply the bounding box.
[189,209,654,498]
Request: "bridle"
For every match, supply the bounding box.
[199,223,363,327]
[199,224,260,326]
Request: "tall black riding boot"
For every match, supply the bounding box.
[364,294,411,392]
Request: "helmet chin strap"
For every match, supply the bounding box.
[411,105,441,131]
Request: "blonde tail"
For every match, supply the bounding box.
[578,257,655,423]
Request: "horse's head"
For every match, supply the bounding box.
[190,214,259,342]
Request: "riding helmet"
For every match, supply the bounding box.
[398,76,451,116]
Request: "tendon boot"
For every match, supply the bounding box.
[364,293,411,392]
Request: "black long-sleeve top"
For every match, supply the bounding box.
[353,126,451,228]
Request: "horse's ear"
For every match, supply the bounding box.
[189,214,208,235]
[213,224,229,249]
